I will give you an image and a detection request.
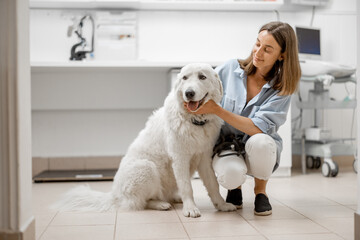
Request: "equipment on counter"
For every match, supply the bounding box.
[69,15,95,61]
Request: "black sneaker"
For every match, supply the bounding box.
[254,193,272,216]
[226,189,243,209]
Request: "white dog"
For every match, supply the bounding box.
[54,63,236,217]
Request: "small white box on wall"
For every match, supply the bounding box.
[95,11,138,61]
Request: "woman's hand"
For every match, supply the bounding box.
[184,99,218,115]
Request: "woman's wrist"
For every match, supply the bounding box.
[211,102,223,116]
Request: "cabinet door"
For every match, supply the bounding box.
[277,106,292,175]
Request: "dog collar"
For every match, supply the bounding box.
[191,118,208,126]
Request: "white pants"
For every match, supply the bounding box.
[212,133,277,190]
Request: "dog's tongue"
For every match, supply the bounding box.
[187,101,199,112]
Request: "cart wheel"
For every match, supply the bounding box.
[306,156,314,169]
[321,162,331,177]
[330,161,339,177]
[354,159,358,174]
[314,157,321,169]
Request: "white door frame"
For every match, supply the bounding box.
[356,1,360,238]
[0,0,34,239]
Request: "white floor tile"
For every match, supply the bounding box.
[40,225,114,240]
[183,220,260,238]
[115,222,188,239]
[267,233,344,240]
[51,212,116,226]
[32,169,358,240]
[291,205,355,220]
[249,219,329,236]
[117,209,180,224]
[312,217,354,240]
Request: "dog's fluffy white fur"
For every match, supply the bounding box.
[53,63,236,217]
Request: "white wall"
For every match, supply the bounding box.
[137,11,274,62]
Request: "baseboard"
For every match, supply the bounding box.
[355,212,360,240]
[0,217,35,240]
[32,156,122,178]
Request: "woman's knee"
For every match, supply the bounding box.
[212,150,247,190]
[245,134,276,155]
[245,134,277,180]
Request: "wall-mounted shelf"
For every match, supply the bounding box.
[31,60,222,72]
[29,0,284,11]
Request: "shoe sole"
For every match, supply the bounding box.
[254,210,272,216]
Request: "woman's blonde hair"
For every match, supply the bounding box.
[239,21,301,95]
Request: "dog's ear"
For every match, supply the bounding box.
[214,73,223,97]
[173,72,182,91]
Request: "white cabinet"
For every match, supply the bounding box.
[274,108,292,177]
[31,62,203,157]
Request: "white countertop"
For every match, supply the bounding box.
[31,60,223,69]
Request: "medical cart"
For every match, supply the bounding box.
[292,74,357,177]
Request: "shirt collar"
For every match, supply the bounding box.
[263,81,272,89]
[233,64,277,89]
[234,64,243,75]
[264,77,277,89]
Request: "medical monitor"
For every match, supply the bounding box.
[295,26,321,59]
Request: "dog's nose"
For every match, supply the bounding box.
[185,90,195,100]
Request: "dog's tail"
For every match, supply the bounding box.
[51,185,116,212]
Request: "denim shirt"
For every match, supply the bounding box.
[215,59,291,166]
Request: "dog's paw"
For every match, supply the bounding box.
[147,200,172,211]
[215,202,237,212]
[182,206,201,218]
[172,196,183,203]
[157,202,172,210]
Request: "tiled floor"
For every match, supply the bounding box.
[33,168,357,240]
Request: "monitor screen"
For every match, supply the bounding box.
[296,26,321,56]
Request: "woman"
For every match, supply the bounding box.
[186,21,301,216]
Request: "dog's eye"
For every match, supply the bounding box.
[199,74,207,80]
[182,76,188,80]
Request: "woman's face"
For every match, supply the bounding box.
[252,30,284,74]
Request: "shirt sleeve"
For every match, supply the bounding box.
[250,94,291,135]
[215,61,230,106]
[215,61,229,84]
